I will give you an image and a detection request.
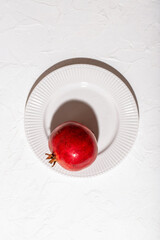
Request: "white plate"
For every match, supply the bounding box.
[25,64,139,177]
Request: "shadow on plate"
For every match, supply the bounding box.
[50,100,99,141]
[26,57,139,114]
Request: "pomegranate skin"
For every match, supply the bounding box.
[48,121,98,171]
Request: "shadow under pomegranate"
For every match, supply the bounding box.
[50,100,99,141]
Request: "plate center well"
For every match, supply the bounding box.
[44,82,119,154]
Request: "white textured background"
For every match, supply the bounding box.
[0,0,160,239]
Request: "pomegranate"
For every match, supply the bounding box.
[45,121,98,171]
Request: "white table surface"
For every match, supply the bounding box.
[0,1,160,239]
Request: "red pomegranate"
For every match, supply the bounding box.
[45,121,98,171]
